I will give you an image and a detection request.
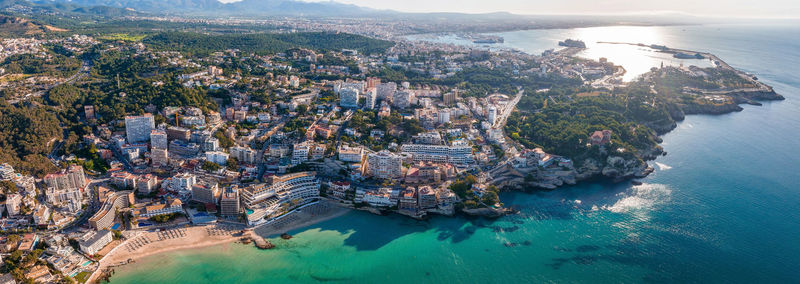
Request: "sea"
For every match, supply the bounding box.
[108,23,800,283]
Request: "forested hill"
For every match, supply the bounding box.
[142,32,395,56]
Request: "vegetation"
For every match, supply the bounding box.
[149,212,184,223]
[201,161,222,172]
[143,32,394,57]
[0,103,61,177]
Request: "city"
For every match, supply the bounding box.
[0,0,796,283]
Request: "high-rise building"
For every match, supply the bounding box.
[137,174,158,194]
[150,129,168,150]
[166,126,191,141]
[376,82,397,101]
[364,88,377,110]
[488,106,497,125]
[366,150,403,179]
[230,146,257,164]
[339,87,360,108]
[192,180,219,204]
[443,91,458,105]
[125,114,155,143]
[151,148,169,167]
[393,90,415,109]
[220,186,240,217]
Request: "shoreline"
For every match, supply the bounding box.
[89,201,351,284]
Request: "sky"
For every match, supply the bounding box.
[294,0,800,18]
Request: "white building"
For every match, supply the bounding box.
[205,151,229,166]
[376,82,397,101]
[339,87,360,109]
[364,88,377,110]
[78,230,113,255]
[393,90,415,109]
[366,150,403,179]
[125,114,155,143]
[230,146,257,164]
[150,129,168,150]
[338,145,364,163]
[166,173,196,192]
[400,144,474,166]
[291,143,310,166]
[241,172,320,226]
[488,106,497,125]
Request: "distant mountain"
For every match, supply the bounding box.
[2,0,141,17]
[40,0,375,16]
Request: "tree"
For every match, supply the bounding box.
[201,161,221,172]
[0,180,18,194]
[226,157,239,171]
[482,191,499,205]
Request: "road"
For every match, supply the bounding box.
[493,88,524,129]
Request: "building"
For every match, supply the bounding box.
[310,144,325,161]
[125,114,155,143]
[405,162,454,184]
[220,186,240,218]
[366,150,403,179]
[417,186,438,209]
[487,106,497,125]
[393,90,415,109]
[205,151,229,166]
[166,126,191,141]
[78,230,112,255]
[338,145,364,163]
[590,130,613,146]
[443,91,458,105]
[33,205,50,227]
[339,87,360,108]
[192,180,219,205]
[44,186,81,212]
[230,146,257,164]
[362,188,394,207]
[401,144,474,166]
[376,82,396,101]
[169,140,200,157]
[399,187,418,212]
[151,148,169,167]
[43,165,86,192]
[137,174,158,194]
[5,193,21,216]
[150,129,168,150]
[291,143,310,165]
[165,173,196,192]
[241,172,320,226]
[413,132,443,145]
[140,198,183,218]
[110,171,137,189]
[89,191,134,230]
[329,181,350,199]
[203,137,220,152]
[364,88,377,109]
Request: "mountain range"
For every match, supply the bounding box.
[31,0,377,16]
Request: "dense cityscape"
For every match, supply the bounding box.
[0,0,790,283]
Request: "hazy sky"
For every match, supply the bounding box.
[297,0,800,18]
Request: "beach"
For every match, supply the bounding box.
[89,200,350,283]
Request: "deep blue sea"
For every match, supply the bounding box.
[109,24,800,283]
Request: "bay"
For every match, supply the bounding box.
[109,23,800,283]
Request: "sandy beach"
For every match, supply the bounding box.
[88,201,350,283]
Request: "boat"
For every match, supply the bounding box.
[631,181,643,186]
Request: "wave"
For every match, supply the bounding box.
[655,162,673,170]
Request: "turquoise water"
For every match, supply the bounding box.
[109,24,800,283]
